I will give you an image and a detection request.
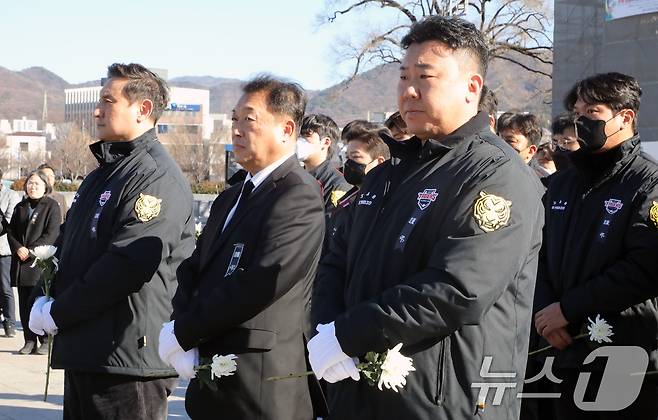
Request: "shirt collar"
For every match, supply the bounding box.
[246,152,296,191]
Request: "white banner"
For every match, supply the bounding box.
[605,0,658,20]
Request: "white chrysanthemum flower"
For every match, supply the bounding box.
[377,343,416,392]
[210,354,238,379]
[31,245,57,260]
[195,223,203,236]
[587,314,614,343]
[30,245,58,268]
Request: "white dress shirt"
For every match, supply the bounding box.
[222,152,295,231]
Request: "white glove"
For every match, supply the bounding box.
[158,321,182,365]
[41,300,58,335]
[323,357,360,383]
[170,347,199,380]
[28,296,50,336]
[307,322,353,380]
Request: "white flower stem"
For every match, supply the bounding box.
[266,370,314,381]
[527,332,588,356]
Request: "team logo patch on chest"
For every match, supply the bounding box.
[417,189,438,210]
[604,198,623,215]
[98,191,112,207]
[473,191,512,233]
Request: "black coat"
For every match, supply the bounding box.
[172,155,326,420]
[534,136,658,370]
[8,196,60,287]
[314,112,545,420]
[48,129,195,377]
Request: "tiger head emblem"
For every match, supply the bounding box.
[134,193,162,222]
[473,191,512,233]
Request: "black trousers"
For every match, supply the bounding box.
[17,285,44,344]
[551,367,658,419]
[63,371,177,420]
[0,255,15,325]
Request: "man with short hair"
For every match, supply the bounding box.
[310,16,543,419]
[0,169,19,337]
[297,114,351,213]
[37,163,68,223]
[499,113,543,164]
[384,111,412,141]
[550,113,580,171]
[29,63,195,419]
[162,75,326,419]
[533,72,658,418]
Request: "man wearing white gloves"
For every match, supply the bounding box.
[161,75,326,420]
[28,63,194,420]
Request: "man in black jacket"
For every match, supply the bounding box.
[160,76,326,419]
[533,72,658,418]
[309,16,544,420]
[29,63,195,419]
[297,114,351,214]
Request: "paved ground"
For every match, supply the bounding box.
[0,290,190,419]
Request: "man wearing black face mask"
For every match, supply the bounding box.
[533,72,658,418]
[325,124,390,249]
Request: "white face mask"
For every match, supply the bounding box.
[296,138,320,161]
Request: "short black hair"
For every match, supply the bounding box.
[564,72,642,115]
[496,112,515,134]
[551,113,576,135]
[508,113,543,147]
[341,120,380,141]
[107,63,170,122]
[347,127,391,160]
[478,85,498,117]
[401,15,490,76]
[242,75,306,133]
[301,114,340,158]
[24,170,52,195]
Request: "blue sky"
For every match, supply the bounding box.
[2,0,379,89]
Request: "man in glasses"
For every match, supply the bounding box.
[533,72,658,418]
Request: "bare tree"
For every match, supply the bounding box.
[50,123,97,180]
[163,127,210,184]
[322,0,553,82]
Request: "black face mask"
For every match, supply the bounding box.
[552,148,573,171]
[575,114,621,152]
[343,158,371,186]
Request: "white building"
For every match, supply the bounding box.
[2,132,47,179]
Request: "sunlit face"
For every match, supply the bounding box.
[398,41,482,140]
[94,78,143,141]
[25,174,46,199]
[499,128,536,164]
[231,91,292,173]
[572,97,633,151]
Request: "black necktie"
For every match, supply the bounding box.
[233,180,254,218]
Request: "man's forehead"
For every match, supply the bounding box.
[234,91,268,112]
[101,78,127,96]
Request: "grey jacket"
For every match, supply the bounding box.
[0,185,20,256]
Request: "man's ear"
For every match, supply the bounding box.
[467,73,484,105]
[621,109,636,129]
[282,119,296,141]
[137,99,154,123]
[528,144,538,157]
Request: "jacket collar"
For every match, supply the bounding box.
[89,128,156,165]
[570,135,641,184]
[381,111,490,162]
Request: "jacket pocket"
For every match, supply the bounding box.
[435,336,449,406]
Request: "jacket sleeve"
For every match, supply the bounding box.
[533,192,557,314]
[312,203,352,328]
[174,182,325,351]
[5,190,20,222]
[29,201,61,247]
[50,170,195,329]
[560,182,658,322]
[7,204,23,253]
[334,161,544,356]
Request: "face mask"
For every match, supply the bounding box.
[296,138,319,161]
[343,158,372,186]
[575,113,621,152]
